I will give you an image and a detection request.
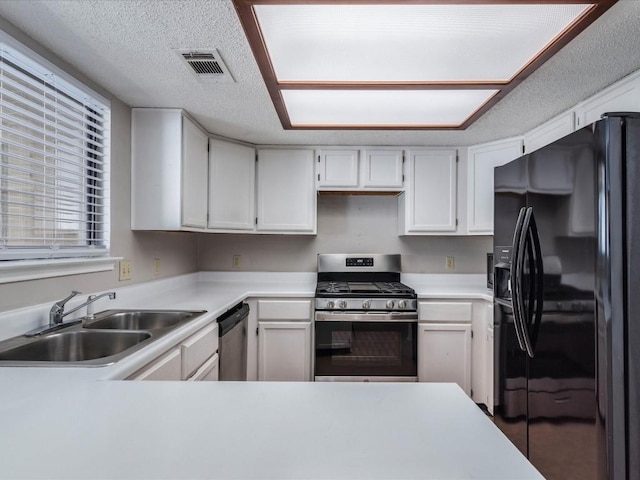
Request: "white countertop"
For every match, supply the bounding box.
[0,381,541,480]
[0,272,536,480]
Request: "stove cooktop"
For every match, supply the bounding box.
[315,281,416,298]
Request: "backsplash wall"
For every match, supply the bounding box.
[198,195,492,273]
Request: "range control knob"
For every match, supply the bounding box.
[386,300,395,309]
[362,300,371,310]
[338,300,348,310]
[398,300,407,310]
[326,300,335,309]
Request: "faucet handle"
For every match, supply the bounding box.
[58,290,82,307]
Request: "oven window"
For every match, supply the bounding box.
[315,321,417,377]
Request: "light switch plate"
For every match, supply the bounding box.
[119,260,132,281]
[446,256,455,270]
[153,258,161,276]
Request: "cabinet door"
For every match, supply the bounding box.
[575,74,640,129]
[258,321,311,381]
[131,108,183,230]
[403,150,457,233]
[467,138,523,234]
[524,112,574,154]
[209,139,255,230]
[362,150,404,188]
[418,323,472,396]
[188,353,219,381]
[181,323,218,380]
[317,150,359,188]
[181,116,209,228]
[256,149,316,233]
[129,348,182,381]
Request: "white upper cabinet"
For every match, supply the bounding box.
[317,150,359,188]
[257,149,316,233]
[181,117,209,228]
[209,139,256,231]
[466,138,523,235]
[574,71,640,130]
[316,148,404,191]
[399,149,457,234]
[131,108,209,231]
[524,112,574,154]
[361,149,404,188]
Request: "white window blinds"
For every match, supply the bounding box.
[0,42,110,260]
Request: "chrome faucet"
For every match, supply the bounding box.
[48,290,81,326]
[25,290,117,337]
[50,291,116,325]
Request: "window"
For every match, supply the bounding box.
[0,39,110,261]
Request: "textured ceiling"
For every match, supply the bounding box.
[0,0,639,147]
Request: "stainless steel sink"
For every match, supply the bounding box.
[83,310,199,332]
[0,309,206,367]
[0,331,151,363]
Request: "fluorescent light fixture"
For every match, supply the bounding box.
[254,4,592,83]
[233,1,617,130]
[282,89,498,127]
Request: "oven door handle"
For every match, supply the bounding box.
[315,312,418,322]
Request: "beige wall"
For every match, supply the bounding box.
[0,17,198,313]
[198,195,492,273]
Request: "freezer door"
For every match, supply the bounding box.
[526,127,597,480]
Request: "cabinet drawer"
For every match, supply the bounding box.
[419,301,472,322]
[187,353,219,381]
[181,323,218,380]
[258,300,311,321]
[130,348,181,381]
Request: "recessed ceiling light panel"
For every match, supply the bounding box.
[282,89,498,127]
[254,4,592,83]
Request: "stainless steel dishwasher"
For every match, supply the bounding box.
[216,302,249,381]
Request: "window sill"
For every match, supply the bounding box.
[0,257,122,284]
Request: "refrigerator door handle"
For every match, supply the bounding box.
[516,207,535,358]
[527,210,544,355]
[511,207,528,353]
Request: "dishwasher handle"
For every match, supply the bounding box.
[217,303,250,337]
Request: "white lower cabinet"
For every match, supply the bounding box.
[257,299,312,382]
[130,348,182,381]
[188,353,219,381]
[418,299,494,405]
[258,322,311,381]
[418,323,472,395]
[128,322,219,381]
[418,301,473,396]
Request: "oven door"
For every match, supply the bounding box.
[314,311,418,382]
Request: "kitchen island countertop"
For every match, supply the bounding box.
[0,381,542,480]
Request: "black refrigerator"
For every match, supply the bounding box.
[493,112,639,480]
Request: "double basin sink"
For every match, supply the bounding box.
[0,310,206,367]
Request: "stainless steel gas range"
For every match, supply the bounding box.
[314,254,418,382]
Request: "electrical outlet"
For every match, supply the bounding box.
[232,255,241,269]
[119,260,132,281]
[153,258,161,276]
[446,256,455,271]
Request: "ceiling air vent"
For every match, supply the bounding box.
[177,49,234,83]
